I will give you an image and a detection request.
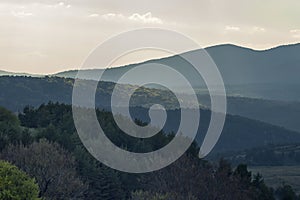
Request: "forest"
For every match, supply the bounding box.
[0,103,299,199]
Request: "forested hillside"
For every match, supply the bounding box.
[0,76,180,111]
[1,103,299,199]
[1,76,300,154]
[2,76,300,133]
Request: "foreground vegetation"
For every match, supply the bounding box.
[0,160,40,200]
[0,103,299,199]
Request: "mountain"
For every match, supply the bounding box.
[206,43,300,85]
[2,76,300,133]
[0,70,42,77]
[3,43,299,101]
[0,76,181,112]
[197,95,300,132]
[1,76,300,154]
[127,107,300,154]
[55,43,300,101]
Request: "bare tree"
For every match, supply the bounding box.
[0,139,87,200]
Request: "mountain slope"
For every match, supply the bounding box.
[128,107,300,154]
[1,76,300,154]
[2,76,300,133]
[197,95,300,132]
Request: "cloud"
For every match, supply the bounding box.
[93,12,163,24]
[225,26,240,31]
[46,2,71,9]
[11,11,33,18]
[290,29,300,38]
[101,13,125,20]
[88,13,100,17]
[128,12,163,24]
[253,26,265,32]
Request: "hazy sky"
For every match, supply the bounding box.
[0,0,299,74]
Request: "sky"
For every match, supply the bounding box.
[0,0,299,74]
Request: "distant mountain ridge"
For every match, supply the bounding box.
[55,43,300,83]
[2,43,300,101]
[2,43,299,80]
[0,70,42,77]
[54,43,300,101]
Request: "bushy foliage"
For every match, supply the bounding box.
[0,160,40,200]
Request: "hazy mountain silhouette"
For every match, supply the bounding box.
[54,43,300,101]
